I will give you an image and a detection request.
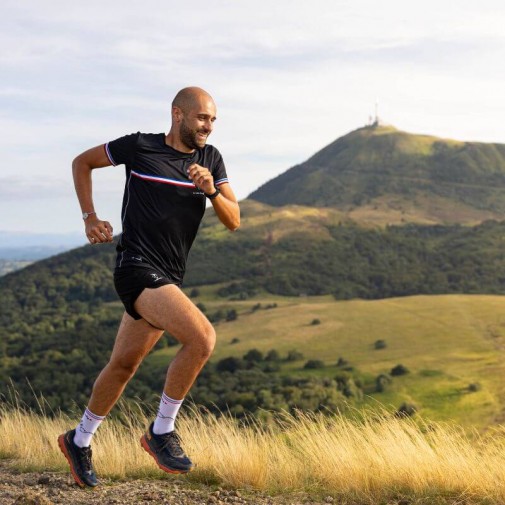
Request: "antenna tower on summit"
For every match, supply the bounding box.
[374,100,380,126]
[367,100,384,127]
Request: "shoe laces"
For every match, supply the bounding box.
[77,446,94,474]
[159,431,185,457]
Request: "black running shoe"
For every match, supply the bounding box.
[58,429,98,487]
[140,423,194,474]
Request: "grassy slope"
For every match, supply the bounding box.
[145,291,505,430]
[248,125,505,222]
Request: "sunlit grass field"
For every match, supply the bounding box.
[2,402,505,504]
[147,293,505,430]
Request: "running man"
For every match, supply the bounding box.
[58,87,240,487]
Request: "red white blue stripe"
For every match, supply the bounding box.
[132,170,195,187]
[104,143,117,166]
[131,170,229,188]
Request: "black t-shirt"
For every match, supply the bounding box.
[106,132,228,283]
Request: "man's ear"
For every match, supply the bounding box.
[172,106,183,123]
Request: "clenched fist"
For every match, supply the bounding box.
[85,216,113,244]
[187,163,215,195]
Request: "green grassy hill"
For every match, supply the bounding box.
[249,125,505,224]
[147,291,505,429]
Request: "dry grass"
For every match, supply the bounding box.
[1,401,505,504]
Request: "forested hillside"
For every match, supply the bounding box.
[2,207,505,413]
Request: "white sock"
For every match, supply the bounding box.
[152,393,183,435]
[73,408,105,448]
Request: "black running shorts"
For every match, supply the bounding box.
[113,267,180,320]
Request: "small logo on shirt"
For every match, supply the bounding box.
[131,255,142,261]
[150,273,163,282]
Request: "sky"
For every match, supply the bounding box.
[2,0,505,240]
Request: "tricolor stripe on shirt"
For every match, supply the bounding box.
[104,143,117,166]
[131,170,229,188]
[131,170,195,187]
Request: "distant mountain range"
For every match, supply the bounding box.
[0,232,85,275]
[249,124,505,225]
[0,231,84,249]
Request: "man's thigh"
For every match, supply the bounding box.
[133,284,212,345]
[109,312,165,365]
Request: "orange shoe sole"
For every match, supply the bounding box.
[58,434,87,488]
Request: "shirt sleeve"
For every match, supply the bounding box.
[104,132,140,167]
[212,149,229,186]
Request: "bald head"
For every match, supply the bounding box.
[167,86,217,152]
[172,87,214,114]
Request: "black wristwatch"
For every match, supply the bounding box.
[204,188,221,200]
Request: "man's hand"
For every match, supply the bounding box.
[188,163,215,194]
[85,216,113,245]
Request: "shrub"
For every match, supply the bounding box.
[286,350,304,362]
[189,288,200,298]
[374,339,387,350]
[226,309,238,321]
[303,359,324,369]
[244,349,263,362]
[375,373,391,392]
[336,357,349,367]
[265,349,281,362]
[216,357,244,373]
[230,337,240,345]
[196,302,207,313]
[396,402,417,417]
[391,364,409,376]
[468,382,482,392]
[208,309,224,323]
[310,318,321,326]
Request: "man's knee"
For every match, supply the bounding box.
[109,353,143,381]
[194,325,216,360]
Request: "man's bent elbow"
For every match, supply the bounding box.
[227,216,240,232]
[72,155,91,176]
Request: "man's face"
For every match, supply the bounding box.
[179,97,217,150]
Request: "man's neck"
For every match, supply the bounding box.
[164,132,194,154]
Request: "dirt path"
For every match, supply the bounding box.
[0,461,335,505]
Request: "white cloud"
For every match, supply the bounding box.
[2,0,505,232]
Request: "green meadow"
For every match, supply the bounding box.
[147,290,505,430]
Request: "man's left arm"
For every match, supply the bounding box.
[188,164,240,231]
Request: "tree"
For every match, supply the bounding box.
[375,374,391,393]
[216,357,244,373]
[286,350,304,362]
[374,339,387,350]
[391,364,409,376]
[265,349,280,362]
[303,359,324,369]
[244,349,263,362]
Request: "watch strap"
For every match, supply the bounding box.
[204,188,221,200]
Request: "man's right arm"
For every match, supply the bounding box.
[72,145,114,245]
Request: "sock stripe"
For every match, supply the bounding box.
[85,408,105,421]
[161,393,183,405]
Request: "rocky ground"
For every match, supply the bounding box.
[0,461,342,505]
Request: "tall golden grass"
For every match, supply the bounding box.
[1,400,505,504]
